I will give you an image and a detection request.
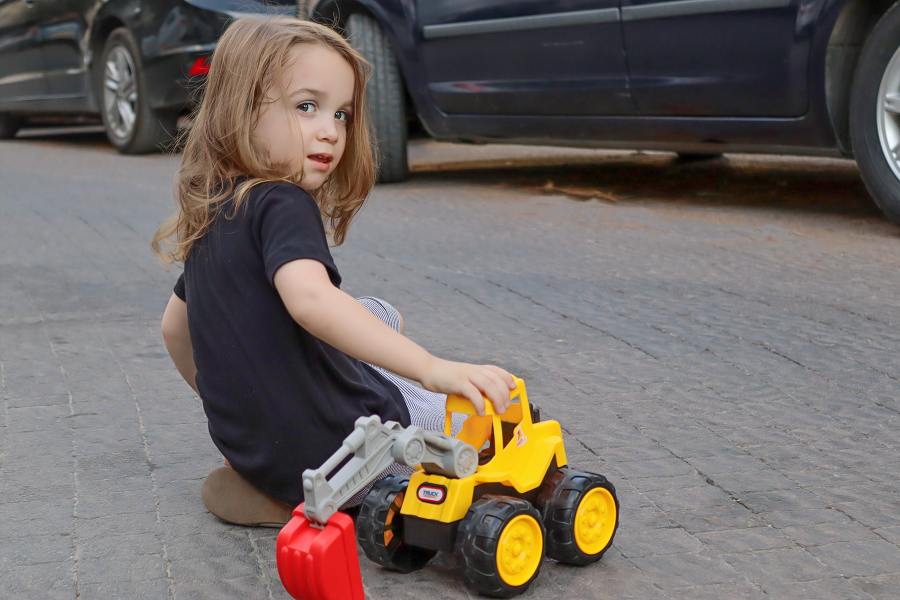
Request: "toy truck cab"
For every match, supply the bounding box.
[356,378,619,598]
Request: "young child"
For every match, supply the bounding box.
[153,17,514,527]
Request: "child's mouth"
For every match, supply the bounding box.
[307,153,332,171]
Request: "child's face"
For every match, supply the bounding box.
[254,45,355,190]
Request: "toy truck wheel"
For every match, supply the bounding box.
[356,475,437,573]
[455,496,545,598]
[537,467,619,566]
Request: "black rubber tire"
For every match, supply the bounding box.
[676,152,723,162]
[356,475,436,573]
[0,114,22,139]
[850,1,900,225]
[346,12,409,183]
[455,496,545,599]
[98,28,178,154]
[537,467,618,566]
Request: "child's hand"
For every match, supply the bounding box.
[420,359,516,417]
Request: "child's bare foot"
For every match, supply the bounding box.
[201,466,292,527]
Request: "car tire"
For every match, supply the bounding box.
[676,152,723,162]
[346,12,409,183]
[536,467,618,566]
[98,28,178,154]
[455,496,545,599]
[850,1,900,225]
[356,475,436,573]
[0,114,22,139]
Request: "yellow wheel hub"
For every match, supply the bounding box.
[496,514,543,587]
[574,487,617,555]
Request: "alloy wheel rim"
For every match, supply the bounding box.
[877,44,900,182]
[574,487,616,555]
[103,45,138,140]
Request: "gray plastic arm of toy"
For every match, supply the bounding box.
[301,415,478,525]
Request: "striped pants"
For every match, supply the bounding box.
[345,297,466,506]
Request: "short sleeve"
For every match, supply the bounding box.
[173,273,186,301]
[253,183,342,288]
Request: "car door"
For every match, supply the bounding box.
[620,0,814,116]
[39,0,84,97]
[418,0,636,116]
[0,0,49,102]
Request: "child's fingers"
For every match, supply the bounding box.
[471,369,512,414]
[461,381,487,417]
[483,364,516,389]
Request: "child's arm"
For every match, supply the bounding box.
[161,294,199,395]
[274,259,515,417]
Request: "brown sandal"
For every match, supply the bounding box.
[201,466,293,527]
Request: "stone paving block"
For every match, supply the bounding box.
[807,540,900,578]
[762,507,852,528]
[781,521,882,548]
[721,547,837,584]
[695,526,796,553]
[665,582,767,600]
[851,573,900,599]
[710,470,800,494]
[834,499,900,529]
[78,552,168,584]
[7,393,71,408]
[669,503,766,534]
[643,483,735,512]
[76,510,159,540]
[0,560,76,596]
[759,577,873,599]
[165,531,256,561]
[628,551,743,588]
[616,524,704,557]
[77,577,172,600]
[736,488,829,513]
[0,498,74,538]
[0,533,74,570]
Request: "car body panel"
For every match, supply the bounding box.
[620,0,818,117]
[0,0,50,104]
[418,0,635,116]
[305,0,849,154]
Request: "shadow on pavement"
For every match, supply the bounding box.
[409,153,883,222]
[10,125,888,225]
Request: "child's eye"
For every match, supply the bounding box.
[297,102,316,114]
[335,110,349,122]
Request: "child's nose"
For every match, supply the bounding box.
[317,116,338,143]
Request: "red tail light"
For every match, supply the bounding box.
[188,56,211,76]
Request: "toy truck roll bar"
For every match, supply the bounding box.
[301,415,479,525]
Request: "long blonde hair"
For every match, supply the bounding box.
[152,16,376,263]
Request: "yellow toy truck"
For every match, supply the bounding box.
[277,378,619,599]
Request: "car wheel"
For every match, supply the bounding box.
[850,1,900,225]
[346,12,409,183]
[0,114,22,139]
[99,28,177,154]
[356,475,436,573]
[676,152,723,162]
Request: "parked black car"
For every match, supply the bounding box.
[4,1,900,225]
[298,0,900,225]
[0,0,294,153]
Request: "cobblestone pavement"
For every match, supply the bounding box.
[2,132,900,600]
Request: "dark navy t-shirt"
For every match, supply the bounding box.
[174,181,409,505]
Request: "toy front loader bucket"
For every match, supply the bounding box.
[276,503,364,600]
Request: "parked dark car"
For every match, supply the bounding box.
[0,0,294,153]
[297,0,900,225]
[4,1,900,226]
